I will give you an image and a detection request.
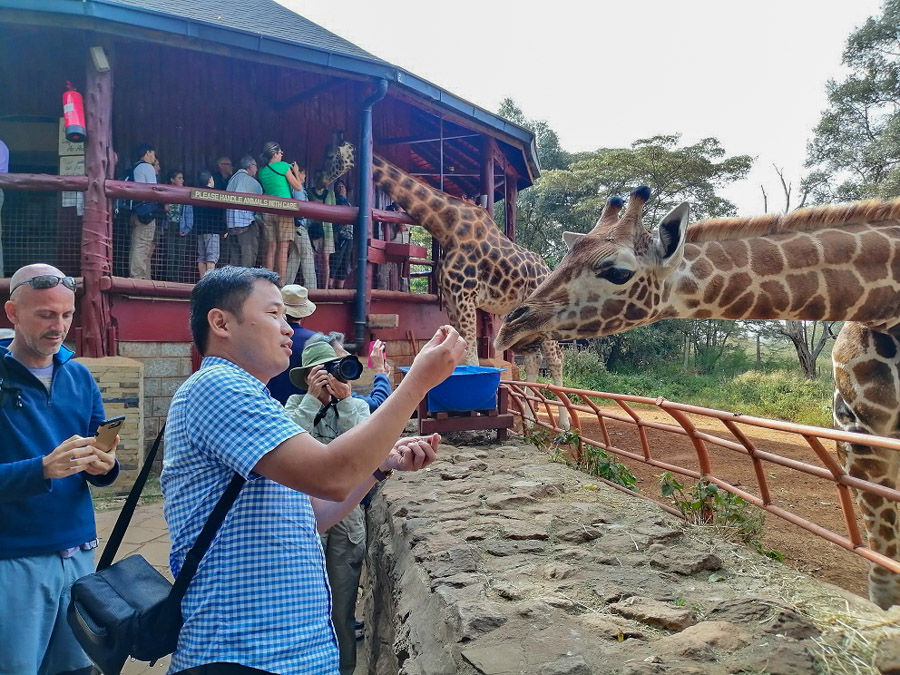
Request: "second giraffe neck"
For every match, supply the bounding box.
[667,223,900,328]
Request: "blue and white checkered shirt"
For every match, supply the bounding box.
[161,357,339,674]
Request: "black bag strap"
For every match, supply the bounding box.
[97,423,166,571]
[0,353,22,410]
[261,163,287,177]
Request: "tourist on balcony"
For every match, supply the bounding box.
[286,164,317,288]
[308,170,335,289]
[128,143,158,280]
[225,155,263,268]
[330,181,353,289]
[161,169,187,282]
[258,141,304,284]
[211,155,234,191]
[193,171,226,279]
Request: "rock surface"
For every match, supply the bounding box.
[360,439,900,674]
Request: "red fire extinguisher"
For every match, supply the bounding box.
[62,81,86,143]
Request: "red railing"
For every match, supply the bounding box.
[502,380,900,574]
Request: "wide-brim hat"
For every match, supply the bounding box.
[282,284,316,319]
[290,341,339,388]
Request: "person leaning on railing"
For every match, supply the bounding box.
[225,155,264,268]
[257,142,305,284]
[162,169,188,282]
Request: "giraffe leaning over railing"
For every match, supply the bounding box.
[496,188,900,609]
[372,155,569,430]
[321,140,355,186]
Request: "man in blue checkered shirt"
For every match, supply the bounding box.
[161,266,466,674]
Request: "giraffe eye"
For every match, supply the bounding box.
[597,267,634,285]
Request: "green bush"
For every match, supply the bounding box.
[561,350,833,427]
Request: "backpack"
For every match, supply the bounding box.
[113,161,149,217]
[0,353,23,410]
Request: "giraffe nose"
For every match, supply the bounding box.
[507,306,530,322]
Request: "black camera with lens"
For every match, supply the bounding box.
[323,355,363,382]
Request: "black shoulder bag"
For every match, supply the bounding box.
[67,425,245,674]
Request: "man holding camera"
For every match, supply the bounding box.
[284,336,372,675]
[0,263,120,674]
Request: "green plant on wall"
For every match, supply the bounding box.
[580,445,638,492]
[659,472,767,547]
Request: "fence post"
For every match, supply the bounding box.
[81,45,115,357]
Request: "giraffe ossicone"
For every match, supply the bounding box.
[496,192,900,610]
[371,155,569,430]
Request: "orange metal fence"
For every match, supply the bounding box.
[502,380,900,574]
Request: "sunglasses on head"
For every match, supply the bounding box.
[11,275,77,294]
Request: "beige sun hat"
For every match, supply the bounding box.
[281,284,316,319]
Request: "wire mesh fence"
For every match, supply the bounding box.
[0,188,84,279]
[1,183,437,294]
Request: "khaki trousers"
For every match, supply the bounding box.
[129,213,156,279]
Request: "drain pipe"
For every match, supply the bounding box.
[354,78,389,353]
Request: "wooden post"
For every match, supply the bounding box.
[81,47,114,357]
[505,166,518,242]
[481,136,495,218]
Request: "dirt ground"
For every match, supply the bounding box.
[560,406,872,599]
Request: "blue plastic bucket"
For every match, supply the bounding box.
[399,365,504,412]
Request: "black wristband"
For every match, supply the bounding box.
[373,468,393,482]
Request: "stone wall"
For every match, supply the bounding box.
[117,341,193,462]
[78,356,144,493]
[360,439,899,675]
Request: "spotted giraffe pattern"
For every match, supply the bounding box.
[321,141,355,186]
[497,191,900,609]
[372,156,568,428]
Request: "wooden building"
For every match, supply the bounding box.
[0,0,539,460]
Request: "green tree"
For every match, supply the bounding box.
[805,0,900,201]
[515,134,752,265]
[497,98,570,170]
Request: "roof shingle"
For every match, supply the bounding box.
[104,0,383,63]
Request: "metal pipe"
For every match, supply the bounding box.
[354,78,389,353]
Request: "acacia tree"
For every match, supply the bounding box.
[777,321,839,379]
[511,132,752,265]
[805,0,900,201]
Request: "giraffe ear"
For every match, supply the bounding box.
[562,231,584,250]
[654,202,689,273]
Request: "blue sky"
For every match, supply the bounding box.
[287,0,885,215]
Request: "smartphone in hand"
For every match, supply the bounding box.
[94,416,125,451]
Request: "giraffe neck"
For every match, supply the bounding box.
[667,222,900,327]
[372,158,485,249]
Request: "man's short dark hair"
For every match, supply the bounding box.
[136,143,155,160]
[190,266,280,354]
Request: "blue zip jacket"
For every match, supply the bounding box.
[353,372,392,412]
[0,341,119,558]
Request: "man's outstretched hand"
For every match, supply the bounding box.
[404,326,466,394]
[381,433,440,473]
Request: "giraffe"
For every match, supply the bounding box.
[495,188,900,609]
[372,155,569,429]
[321,140,355,186]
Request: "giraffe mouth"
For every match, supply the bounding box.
[495,325,543,353]
[496,305,546,353]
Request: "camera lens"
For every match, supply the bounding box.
[326,356,363,382]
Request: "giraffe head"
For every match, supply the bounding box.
[495,188,690,351]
